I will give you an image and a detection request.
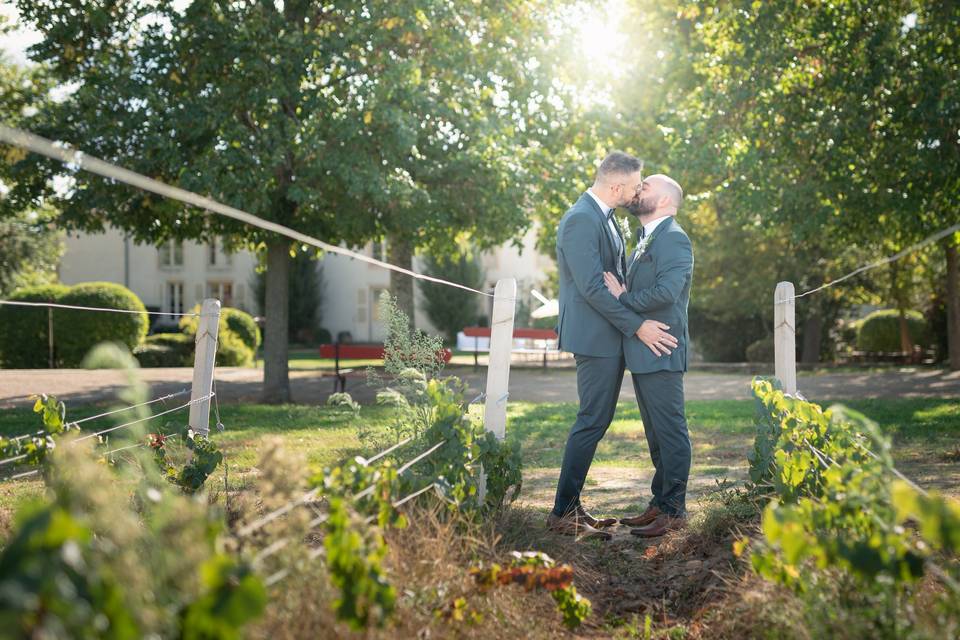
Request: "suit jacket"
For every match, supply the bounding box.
[620,216,694,373]
[555,193,645,357]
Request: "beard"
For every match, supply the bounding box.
[626,195,657,218]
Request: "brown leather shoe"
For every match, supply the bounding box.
[620,504,661,528]
[545,512,613,541]
[629,513,687,538]
[576,504,617,529]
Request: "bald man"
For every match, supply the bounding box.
[602,174,694,537]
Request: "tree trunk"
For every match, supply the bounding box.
[387,233,415,327]
[890,261,915,354]
[801,312,822,364]
[946,237,960,371]
[262,239,291,403]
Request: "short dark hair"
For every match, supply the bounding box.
[596,151,641,182]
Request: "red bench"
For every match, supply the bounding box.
[461,326,559,369]
[318,343,453,392]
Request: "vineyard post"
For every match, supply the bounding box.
[479,278,516,501]
[774,281,797,395]
[188,298,221,437]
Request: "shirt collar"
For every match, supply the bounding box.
[640,215,671,242]
[586,188,614,217]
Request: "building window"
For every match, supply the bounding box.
[159,240,184,268]
[165,281,184,319]
[208,237,233,268]
[206,281,234,307]
[370,287,389,321]
[371,238,387,262]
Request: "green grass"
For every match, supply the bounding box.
[1,397,957,518]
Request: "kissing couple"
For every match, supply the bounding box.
[547,151,694,541]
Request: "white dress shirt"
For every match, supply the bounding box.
[639,215,671,241]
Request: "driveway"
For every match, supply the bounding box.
[1,365,957,409]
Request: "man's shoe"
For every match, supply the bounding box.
[629,513,687,538]
[545,512,613,541]
[576,504,617,529]
[620,504,661,528]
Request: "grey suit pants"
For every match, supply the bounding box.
[552,353,625,517]
[631,371,691,516]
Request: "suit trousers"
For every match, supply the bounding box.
[631,370,691,516]
[552,353,625,517]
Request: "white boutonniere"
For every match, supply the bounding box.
[636,236,649,256]
[620,216,632,240]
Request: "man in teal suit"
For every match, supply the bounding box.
[547,153,679,540]
[602,174,694,537]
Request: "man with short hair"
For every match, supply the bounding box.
[603,173,694,537]
[547,153,679,540]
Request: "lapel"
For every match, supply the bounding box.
[627,216,675,287]
[581,192,621,269]
[610,212,627,275]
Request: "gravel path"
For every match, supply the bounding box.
[2,364,957,409]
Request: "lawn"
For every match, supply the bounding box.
[2,396,957,522]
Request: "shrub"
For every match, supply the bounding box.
[217,329,254,367]
[0,283,70,368]
[222,307,261,352]
[180,305,255,367]
[855,309,929,352]
[745,337,775,363]
[134,333,194,367]
[54,282,148,367]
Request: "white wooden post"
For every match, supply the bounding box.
[483,278,516,440]
[774,282,797,396]
[478,278,516,504]
[188,298,221,437]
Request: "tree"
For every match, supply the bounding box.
[0,207,63,297]
[674,0,960,367]
[4,0,569,401]
[419,250,484,342]
[253,246,324,344]
[0,59,62,296]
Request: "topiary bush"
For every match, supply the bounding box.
[0,283,70,368]
[217,329,255,367]
[134,333,194,367]
[855,309,929,353]
[222,307,260,352]
[55,282,149,367]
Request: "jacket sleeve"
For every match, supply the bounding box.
[558,211,645,336]
[619,232,693,314]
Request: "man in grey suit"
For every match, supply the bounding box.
[602,174,694,537]
[547,153,679,541]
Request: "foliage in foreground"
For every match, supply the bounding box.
[0,438,264,639]
[742,378,960,638]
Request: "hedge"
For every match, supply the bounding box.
[134,333,194,368]
[745,337,775,363]
[856,309,930,353]
[56,282,149,367]
[0,284,71,368]
[222,307,260,352]
[179,305,255,367]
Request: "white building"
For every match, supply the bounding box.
[58,226,553,342]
